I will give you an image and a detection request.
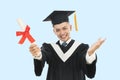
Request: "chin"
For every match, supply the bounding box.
[59,36,69,41]
[61,38,68,41]
[59,38,65,41]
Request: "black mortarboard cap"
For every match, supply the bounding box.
[43,10,75,25]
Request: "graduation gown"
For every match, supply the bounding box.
[34,40,97,80]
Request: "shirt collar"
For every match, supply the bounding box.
[59,38,71,45]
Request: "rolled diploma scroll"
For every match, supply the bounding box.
[17,18,35,44]
[17,18,41,59]
[17,18,26,31]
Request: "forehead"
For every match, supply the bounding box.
[53,22,69,28]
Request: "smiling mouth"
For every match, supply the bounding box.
[61,36,66,39]
[60,34,68,40]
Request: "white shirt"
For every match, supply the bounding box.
[59,38,72,46]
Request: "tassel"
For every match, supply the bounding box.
[74,12,78,31]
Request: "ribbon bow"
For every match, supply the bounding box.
[16,25,35,44]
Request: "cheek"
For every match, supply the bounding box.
[55,32,60,37]
[66,30,70,34]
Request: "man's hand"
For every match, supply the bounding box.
[29,43,41,57]
[88,38,106,56]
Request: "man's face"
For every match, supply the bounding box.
[53,22,72,41]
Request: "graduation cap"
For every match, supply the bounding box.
[43,10,78,31]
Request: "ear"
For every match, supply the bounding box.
[70,25,72,31]
[53,28,56,34]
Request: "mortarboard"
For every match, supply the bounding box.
[43,10,78,31]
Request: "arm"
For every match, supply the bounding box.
[29,44,45,76]
[84,54,97,78]
[33,58,45,76]
[30,43,51,76]
[83,38,105,78]
[81,44,97,78]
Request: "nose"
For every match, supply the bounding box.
[60,30,65,35]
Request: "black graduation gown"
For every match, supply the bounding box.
[34,40,97,80]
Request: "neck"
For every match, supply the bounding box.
[59,38,71,45]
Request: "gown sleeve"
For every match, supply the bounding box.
[33,43,51,76]
[81,44,97,78]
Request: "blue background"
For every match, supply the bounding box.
[0,0,120,80]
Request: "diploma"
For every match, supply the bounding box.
[17,18,26,31]
[16,18,35,44]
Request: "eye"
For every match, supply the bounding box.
[56,29,60,32]
[63,27,67,30]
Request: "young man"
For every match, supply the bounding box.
[29,10,105,80]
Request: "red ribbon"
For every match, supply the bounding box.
[16,25,35,44]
